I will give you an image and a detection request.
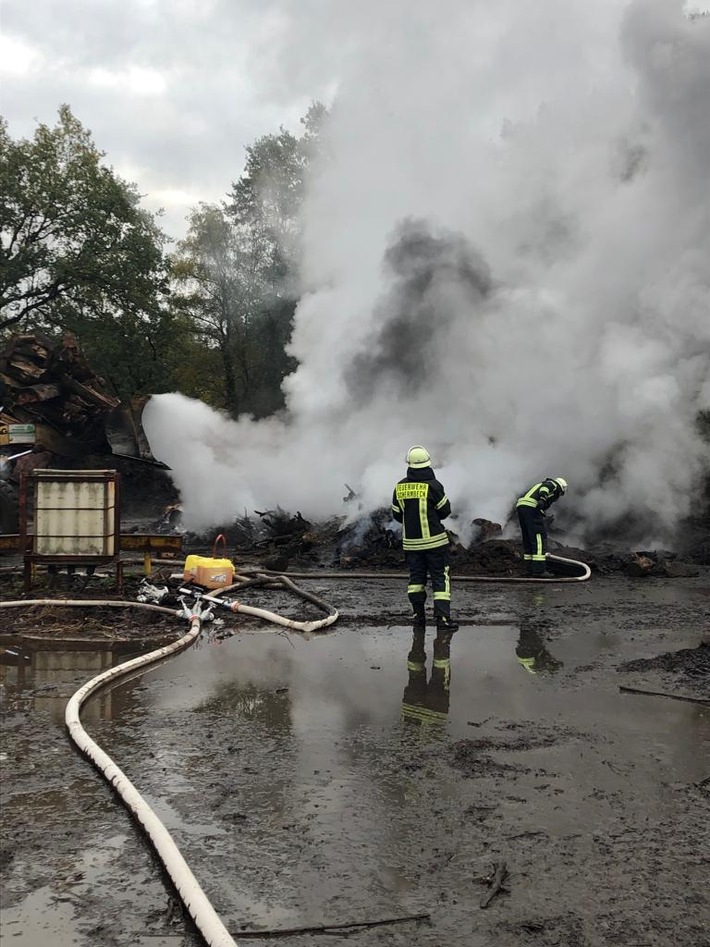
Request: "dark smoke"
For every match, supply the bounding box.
[345,218,492,401]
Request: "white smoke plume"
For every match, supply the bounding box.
[144,0,710,545]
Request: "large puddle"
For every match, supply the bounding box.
[143,624,709,796]
[1,644,139,723]
[2,620,708,945]
[3,623,706,750]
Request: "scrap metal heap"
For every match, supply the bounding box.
[0,331,160,474]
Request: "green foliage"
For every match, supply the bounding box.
[227,100,328,282]
[0,105,171,395]
[170,102,327,418]
[63,305,183,399]
[1,100,329,415]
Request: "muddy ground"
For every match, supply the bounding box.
[1,553,709,947]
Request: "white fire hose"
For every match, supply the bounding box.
[0,551,584,944]
[233,552,592,584]
[0,598,239,947]
[180,571,339,633]
[1,573,342,943]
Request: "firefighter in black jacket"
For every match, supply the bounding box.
[515,477,567,578]
[391,446,458,631]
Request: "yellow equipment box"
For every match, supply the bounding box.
[183,534,234,589]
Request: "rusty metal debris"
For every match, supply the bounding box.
[0,332,164,472]
[0,332,118,452]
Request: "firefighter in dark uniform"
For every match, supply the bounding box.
[401,626,453,726]
[515,621,564,675]
[391,446,458,632]
[515,477,567,578]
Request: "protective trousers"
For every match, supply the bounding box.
[405,546,451,618]
[517,506,547,576]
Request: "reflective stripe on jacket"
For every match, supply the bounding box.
[516,479,561,511]
[392,467,450,552]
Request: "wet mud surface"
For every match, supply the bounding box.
[1,571,709,946]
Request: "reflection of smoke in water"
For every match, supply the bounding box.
[144,0,710,545]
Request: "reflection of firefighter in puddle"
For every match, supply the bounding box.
[516,622,563,676]
[401,628,454,726]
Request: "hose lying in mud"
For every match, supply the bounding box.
[158,552,590,586]
[2,577,340,942]
[0,598,240,947]
[181,571,339,633]
[234,552,592,584]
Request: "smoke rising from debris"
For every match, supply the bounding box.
[345,218,493,403]
[144,0,710,545]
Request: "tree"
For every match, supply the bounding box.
[226,101,328,285]
[171,103,327,418]
[171,203,249,412]
[0,105,171,395]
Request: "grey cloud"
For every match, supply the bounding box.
[2,0,322,235]
[345,218,492,403]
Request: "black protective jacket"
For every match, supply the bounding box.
[391,467,451,552]
[516,479,564,512]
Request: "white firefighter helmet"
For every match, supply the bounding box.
[553,477,568,494]
[406,445,431,468]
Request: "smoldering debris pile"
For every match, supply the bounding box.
[167,507,528,575]
[618,642,710,699]
[158,503,709,579]
[170,506,404,573]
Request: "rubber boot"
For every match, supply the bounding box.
[412,604,426,629]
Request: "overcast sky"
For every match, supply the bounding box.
[1,0,706,242]
[0,0,338,240]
